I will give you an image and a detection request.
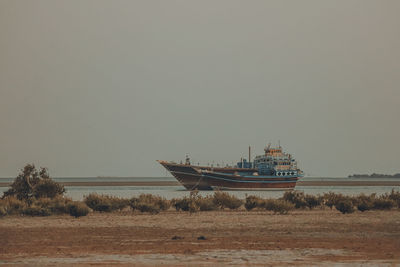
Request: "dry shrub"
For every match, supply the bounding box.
[33,196,73,215]
[33,179,65,199]
[282,191,307,209]
[354,194,374,212]
[386,190,400,208]
[109,197,130,211]
[322,192,345,209]
[67,201,90,218]
[264,199,294,214]
[372,198,395,210]
[130,194,170,214]
[171,197,189,211]
[213,192,243,210]
[23,197,78,217]
[0,205,6,217]
[0,196,74,217]
[84,193,129,212]
[335,199,355,214]
[84,193,112,212]
[244,195,266,211]
[196,196,218,211]
[22,204,51,216]
[171,191,200,213]
[304,194,322,209]
[172,197,195,212]
[2,164,64,201]
[0,196,27,215]
[0,199,9,216]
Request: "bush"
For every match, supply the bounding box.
[84,193,129,212]
[335,199,355,214]
[32,196,72,215]
[1,197,27,215]
[84,193,111,212]
[282,191,307,209]
[373,198,395,210]
[22,204,51,216]
[171,192,200,213]
[357,200,373,212]
[304,194,322,209]
[196,196,218,211]
[244,196,265,211]
[213,192,243,210]
[354,194,374,212]
[0,205,6,217]
[130,194,170,213]
[109,197,130,211]
[2,164,64,201]
[264,199,294,214]
[136,203,161,214]
[33,179,65,199]
[387,190,400,208]
[322,192,344,209]
[172,197,192,212]
[67,201,90,218]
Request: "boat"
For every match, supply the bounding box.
[157,144,303,190]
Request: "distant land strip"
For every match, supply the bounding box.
[296,181,400,187]
[1,180,400,187]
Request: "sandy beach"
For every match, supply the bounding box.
[1,209,400,266]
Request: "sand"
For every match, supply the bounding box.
[1,209,400,266]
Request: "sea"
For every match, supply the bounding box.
[0,176,399,200]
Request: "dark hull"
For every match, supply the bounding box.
[158,161,299,190]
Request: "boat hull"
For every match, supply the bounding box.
[158,161,299,190]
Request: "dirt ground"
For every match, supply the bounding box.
[1,209,400,266]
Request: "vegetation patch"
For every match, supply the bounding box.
[335,199,355,214]
[22,204,51,216]
[353,194,374,212]
[0,197,27,215]
[2,164,64,202]
[67,201,90,218]
[282,191,307,209]
[213,191,243,210]
[304,194,322,209]
[171,197,192,212]
[244,195,266,211]
[322,192,344,209]
[171,192,199,213]
[130,194,170,214]
[84,193,129,212]
[2,165,400,217]
[196,196,218,211]
[372,198,395,210]
[387,190,400,208]
[264,199,294,214]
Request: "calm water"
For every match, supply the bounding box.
[0,177,399,200]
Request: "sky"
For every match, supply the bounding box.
[0,0,399,177]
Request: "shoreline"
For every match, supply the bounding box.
[2,180,400,187]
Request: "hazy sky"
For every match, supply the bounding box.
[1,1,399,177]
